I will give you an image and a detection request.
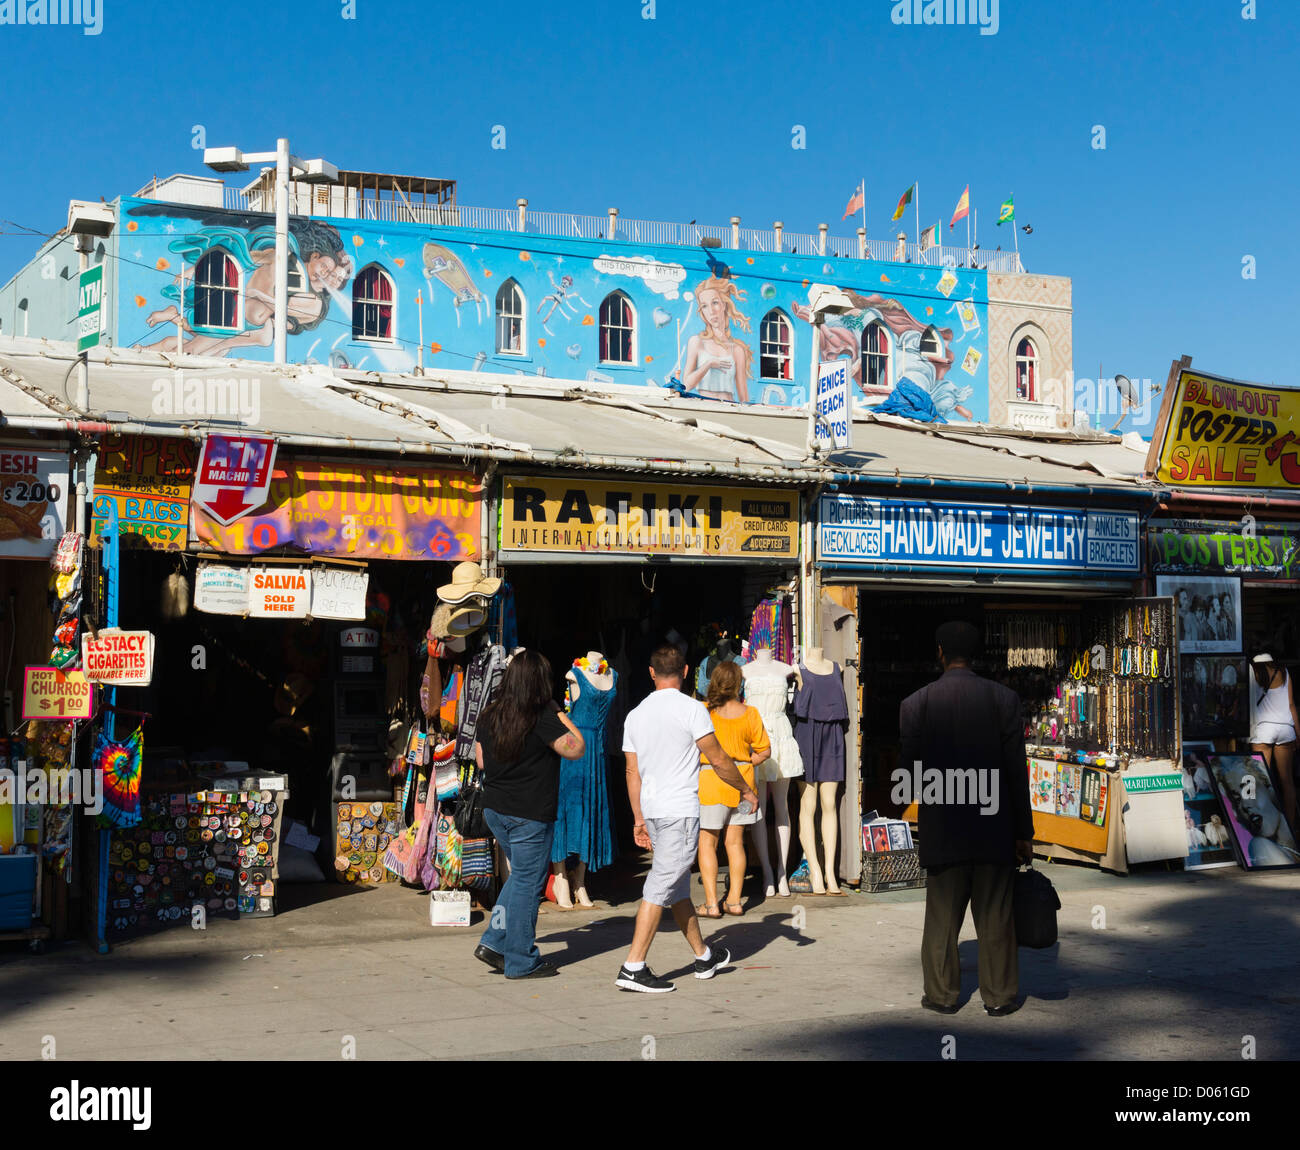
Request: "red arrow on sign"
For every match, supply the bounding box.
[207,487,254,524]
[191,434,278,527]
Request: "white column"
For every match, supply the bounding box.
[773,221,784,253]
[273,137,290,364]
[731,216,741,248]
[818,223,828,256]
[516,198,527,232]
[607,207,618,239]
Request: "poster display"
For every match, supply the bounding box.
[1207,753,1300,869]
[1147,366,1300,490]
[1180,745,1236,870]
[194,458,481,561]
[500,476,799,560]
[81,630,156,687]
[1180,657,1248,738]
[1155,575,1242,653]
[0,449,68,559]
[91,434,197,552]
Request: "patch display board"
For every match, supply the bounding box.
[500,475,799,560]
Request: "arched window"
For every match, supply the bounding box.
[599,291,635,364]
[1015,337,1038,401]
[861,322,890,391]
[193,248,240,331]
[759,309,793,380]
[919,326,941,358]
[495,278,526,354]
[352,265,395,341]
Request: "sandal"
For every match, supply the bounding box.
[723,903,744,916]
[696,903,723,919]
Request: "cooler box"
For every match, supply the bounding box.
[0,854,38,930]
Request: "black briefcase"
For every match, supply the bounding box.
[1013,863,1061,948]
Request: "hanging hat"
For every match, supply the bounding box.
[446,603,487,638]
[437,561,501,605]
[1253,653,1275,664]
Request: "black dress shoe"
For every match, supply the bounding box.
[921,996,960,1015]
[984,1000,1023,1017]
[473,945,505,973]
[506,961,560,980]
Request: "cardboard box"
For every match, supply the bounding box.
[429,890,471,927]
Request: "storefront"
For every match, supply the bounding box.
[1144,359,1300,870]
[815,481,1179,875]
[494,472,804,884]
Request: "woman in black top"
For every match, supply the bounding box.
[474,650,584,979]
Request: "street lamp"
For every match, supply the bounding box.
[805,283,856,457]
[203,139,339,364]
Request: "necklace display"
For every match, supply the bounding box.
[573,656,609,676]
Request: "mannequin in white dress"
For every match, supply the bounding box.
[741,649,803,896]
[550,650,614,909]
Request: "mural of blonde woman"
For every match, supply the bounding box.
[682,276,752,403]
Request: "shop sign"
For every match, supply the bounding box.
[1147,365,1300,489]
[191,434,278,525]
[340,628,379,648]
[817,495,1140,573]
[91,434,196,552]
[194,458,481,562]
[500,476,799,559]
[1122,773,1184,794]
[249,566,310,618]
[0,449,68,559]
[310,567,369,621]
[81,629,155,687]
[1149,518,1300,577]
[194,562,251,615]
[22,666,93,721]
[813,360,852,452]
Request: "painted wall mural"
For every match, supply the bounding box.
[117,196,991,421]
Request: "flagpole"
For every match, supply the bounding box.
[861,177,867,234]
[914,182,920,250]
[966,187,971,252]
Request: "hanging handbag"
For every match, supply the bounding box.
[455,766,489,839]
[1013,861,1061,948]
[435,811,463,888]
[459,836,495,891]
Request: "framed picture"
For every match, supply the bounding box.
[1180,657,1249,738]
[1180,746,1236,870]
[1207,753,1300,869]
[1156,575,1242,654]
[1055,765,1081,818]
[1029,759,1056,813]
[886,821,913,851]
[869,823,891,853]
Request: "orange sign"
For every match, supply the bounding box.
[22,666,93,721]
[194,458,482,560]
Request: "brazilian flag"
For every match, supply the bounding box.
[997,196,1015,226]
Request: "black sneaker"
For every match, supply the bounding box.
[506,961,560,980]
[473,945,505,973]
[615,965,675,993]
[693,945,731,980]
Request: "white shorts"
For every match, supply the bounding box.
[1252,723,1297,746]
[700,803,762,830]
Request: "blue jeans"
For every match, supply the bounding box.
[480,809,555,977]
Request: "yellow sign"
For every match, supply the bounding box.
[1149,367,1300,489]
[22,666,93,721]
[500,476,799,559]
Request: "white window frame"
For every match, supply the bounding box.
[759,308,794,381]
[496,278,526,355]
[861,321,890,391]
[599,290,636,365]
[1015,336,1039,402]
[353,264,397,344]
[919,325,941,359]
[192,247,241,333]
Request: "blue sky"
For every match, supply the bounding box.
[0,0,1295,434]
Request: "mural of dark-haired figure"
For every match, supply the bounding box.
[136,218,352,357]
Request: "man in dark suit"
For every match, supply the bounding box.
[899,621,1034,1016]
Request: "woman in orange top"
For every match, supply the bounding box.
[698,661,771,917]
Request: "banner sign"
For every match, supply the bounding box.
[310,567,369,621]
[81,629,156,687]
[22,666,93,721]
[194,562,251,615]
[1148,366,1300,489]
[193,458,481,561]
[1149,518,1300,578]
[91,434,197,552]
[813,360,852,451]
[0,449,67,558]
[249,566,310,618]
[500,476,799,559]
[817,494,1141,573]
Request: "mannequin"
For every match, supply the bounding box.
[792,646,848,895]
[697,635,744,697]
[551,651,617,908]
[741,649,804,896]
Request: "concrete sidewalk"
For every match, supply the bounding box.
[2,861,1299,1061]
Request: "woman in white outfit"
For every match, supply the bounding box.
[1249,653,1300,829]
[741,650,804,896]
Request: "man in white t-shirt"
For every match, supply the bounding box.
[615,644,758,993]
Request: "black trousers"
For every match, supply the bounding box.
[921,862,1017,1009]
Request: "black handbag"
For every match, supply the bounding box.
[454,768,489,840]
[1013,862,1061,948]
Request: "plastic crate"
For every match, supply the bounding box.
[0,854,38,929]
[862,847,926,893]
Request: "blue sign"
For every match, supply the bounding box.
[817,495,1140,573]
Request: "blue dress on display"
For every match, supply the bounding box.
[551,669,617,871]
